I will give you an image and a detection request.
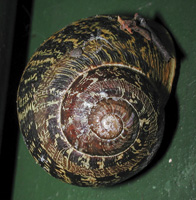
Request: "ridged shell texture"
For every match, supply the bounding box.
[17,15,176,186]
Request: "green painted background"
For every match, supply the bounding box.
[13,0,196,199]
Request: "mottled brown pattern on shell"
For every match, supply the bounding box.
[17,15,176,186]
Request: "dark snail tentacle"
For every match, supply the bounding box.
[17,15,176,187]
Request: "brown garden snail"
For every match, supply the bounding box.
[17,13,176,187]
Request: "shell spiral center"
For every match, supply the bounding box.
[61,66,142,156]
[100,114,122,139]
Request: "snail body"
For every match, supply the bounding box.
[17,15,176,187]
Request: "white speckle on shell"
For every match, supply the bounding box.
[68,117,73,124]
[82,101,94,108]
[111,97,120,101]
[100,91,108,98]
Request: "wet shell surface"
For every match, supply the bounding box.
[17,14,176,187]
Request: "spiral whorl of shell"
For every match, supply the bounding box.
[17,15,176,186]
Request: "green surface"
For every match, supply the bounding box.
[13,0,196,199]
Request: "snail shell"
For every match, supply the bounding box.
[17,15,176,187]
